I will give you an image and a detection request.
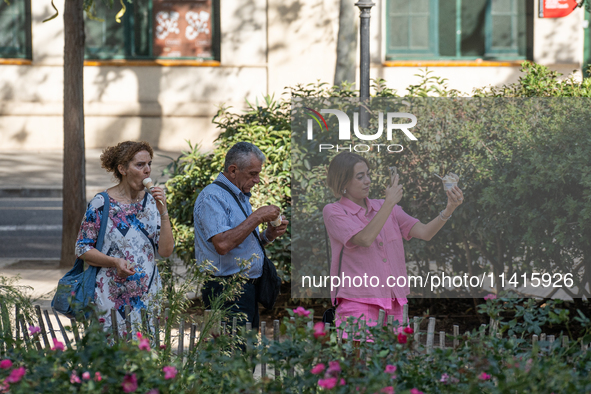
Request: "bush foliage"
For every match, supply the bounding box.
[166,62,591,300]
[2,281,591,393]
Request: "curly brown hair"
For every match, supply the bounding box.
[100,141,154,182]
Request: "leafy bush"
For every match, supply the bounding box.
[2,281,591,393]
[165,62,591,300]
[0,276,34,336]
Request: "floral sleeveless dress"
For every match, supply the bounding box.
[75,192,162,337]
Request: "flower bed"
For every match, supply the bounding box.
[1,294,591,393]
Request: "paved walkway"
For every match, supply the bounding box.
[0,258,67,310]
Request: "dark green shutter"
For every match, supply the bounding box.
[132,1,152,58]
[0,0,32,59]
[85,1,128,59]
[386,0,438,58]
[460,0,488,57]
[386,0,527,60]
[485,0,527,58]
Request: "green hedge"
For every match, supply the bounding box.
[166,63,591,297]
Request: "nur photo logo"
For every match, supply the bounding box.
[304,107,418,152]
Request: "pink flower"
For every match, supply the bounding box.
[146,390,159,394]
[0,381,9,392]
[28,326,40,335]
[381,387,394,394]
[440,373,449,383]
[340,378,346,386]
[0,360,12,370]
[6,366,26,383]
[327,361,341,374]
[51,338,65,351]
[99,318,105,324]
[384,365,397,374]
[163,366,177,380]
[94,372,102,382]
[525,358,533,373]
[397,332,407,344]
[70,291,76,296]
[410,389,424,394]
[70,371,81,384]
[82,372,91,380]
[448,375,459,384]
[293,306,311,317]
[484,294,497,301]
[318,377,338,389]
[138,336,150,351]
[159,345,166,350]
[311,363,325,375]
[122,374,138,393]
[403,326,413,334]
[479,372,491,381]
[313,322,326,339]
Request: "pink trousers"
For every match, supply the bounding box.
[335,298,407,340]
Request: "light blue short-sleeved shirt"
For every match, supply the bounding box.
[193,173,263,278]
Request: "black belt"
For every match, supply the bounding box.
[216,275,259,286]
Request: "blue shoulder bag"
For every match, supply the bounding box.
[51,192,110,319]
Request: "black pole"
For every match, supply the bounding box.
[355,0,374,128]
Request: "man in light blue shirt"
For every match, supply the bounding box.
[194,142,288,330]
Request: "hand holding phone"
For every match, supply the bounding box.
[389,166,397,186]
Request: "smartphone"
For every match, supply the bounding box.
[389,166,397,186]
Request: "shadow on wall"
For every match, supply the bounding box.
[224,0,263,56]
[0,2,60,100]
[0,2,67,149]
[2,0,275,151]
[10,124,29,144]
[540,19,581,64]
[88,65,226,152]
[269,0,333,52]
[4,1,63,100]
[88,66,163,148]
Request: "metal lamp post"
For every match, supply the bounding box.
[355,0,375,127]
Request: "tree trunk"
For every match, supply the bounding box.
[334,0,358,86]
[60,0,86,268]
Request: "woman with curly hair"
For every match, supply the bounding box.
[75,141,174,336]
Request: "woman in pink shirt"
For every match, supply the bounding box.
[323,152,464,338]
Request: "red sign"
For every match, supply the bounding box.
[539,0,578,18]
[153,0,213,58]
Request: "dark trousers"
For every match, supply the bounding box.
[201,279,260,331]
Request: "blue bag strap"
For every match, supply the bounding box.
[212,181,268,258]
[95,192,111,254]
[71,192,111,273]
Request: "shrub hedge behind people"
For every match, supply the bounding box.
[165,62,591,299]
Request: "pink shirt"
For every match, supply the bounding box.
[323,197,419,310]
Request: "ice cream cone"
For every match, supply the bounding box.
[270,213,282,227]
[143,177,164,205]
